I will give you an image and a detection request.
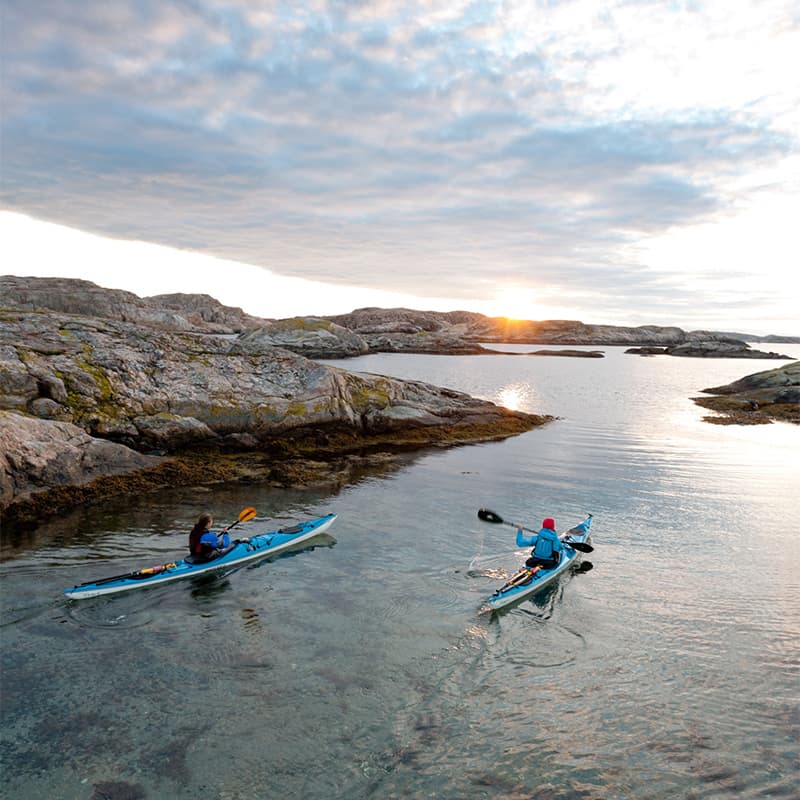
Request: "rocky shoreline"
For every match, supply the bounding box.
[1,278,549,527]
[2,276,798,526]
[692,361,800,425]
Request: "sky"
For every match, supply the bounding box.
[1,0,799,335]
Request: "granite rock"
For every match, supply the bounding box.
[693,361,800,425]
[0,410,160,510]
[0,301,544,517]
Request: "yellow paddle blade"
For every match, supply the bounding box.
[238,507,257,522]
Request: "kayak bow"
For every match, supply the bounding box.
[64,513,337,600]
[480,514,593,614]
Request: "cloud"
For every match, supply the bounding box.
[1,0,799,333]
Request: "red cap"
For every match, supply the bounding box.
[542,517,556,530]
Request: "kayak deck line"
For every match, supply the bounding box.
[64,513,337,601]
[479,514,593,614]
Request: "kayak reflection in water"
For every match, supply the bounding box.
[188,513,231,561]
[516,517,563,570]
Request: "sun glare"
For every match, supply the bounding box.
[497,385,530,412]
[491,286,541,321]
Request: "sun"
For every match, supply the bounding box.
[490,286,541,321]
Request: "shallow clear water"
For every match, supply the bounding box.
[2,346,799,799]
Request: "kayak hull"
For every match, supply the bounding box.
[64,513,337,600]
[480,514,592,613]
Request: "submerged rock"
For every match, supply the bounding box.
[90,781,146,800]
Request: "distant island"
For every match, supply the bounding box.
[1,276,798,527]
[3,275,795,359]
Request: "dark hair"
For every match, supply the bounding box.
[190,513,213,537]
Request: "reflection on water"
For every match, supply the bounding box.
[496,382,533,412]
[2,346,799,799]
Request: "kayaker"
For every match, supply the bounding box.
[516,517,562,569]
[188,513,231,560]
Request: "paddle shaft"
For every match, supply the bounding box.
[222,506,257,533]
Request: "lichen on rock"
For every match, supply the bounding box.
[1,279,548,523]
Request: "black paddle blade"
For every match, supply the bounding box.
[478,508,504,524]
[566,541,594,553]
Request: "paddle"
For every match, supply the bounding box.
[224,506,257,534]
[477,508,594,553]
[77,507,258,588]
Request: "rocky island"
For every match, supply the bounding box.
[692,361,800,425]
[324,308,791,359]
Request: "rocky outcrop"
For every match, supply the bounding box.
[0,303,546,522]
[4,278,794,358]
[325,307,487,335]
[325,308,792,357]
[692,361,800,425]
[354,332,486,355]
[2,275,198,331]
[714,332,800,344]
[1,308,536,449]
[322,307,487,354]
[0,410,161,511]
[668,341,789,358]
[146,292,260,332]
[1,276,263,334]
[626,341,791,359]
[237,318,369,359]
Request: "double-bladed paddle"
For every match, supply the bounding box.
[477,507,594,553]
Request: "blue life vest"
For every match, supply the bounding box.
[194,531,230,555]
[532,528,561,560]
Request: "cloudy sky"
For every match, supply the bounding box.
[2,0,798,334]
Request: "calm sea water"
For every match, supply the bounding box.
[2,346,799,800]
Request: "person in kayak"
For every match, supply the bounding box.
[516,517,563,569]
[188,513,231,560]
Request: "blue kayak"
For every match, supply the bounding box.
[480,514,593,613]
[64,513,337,600]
